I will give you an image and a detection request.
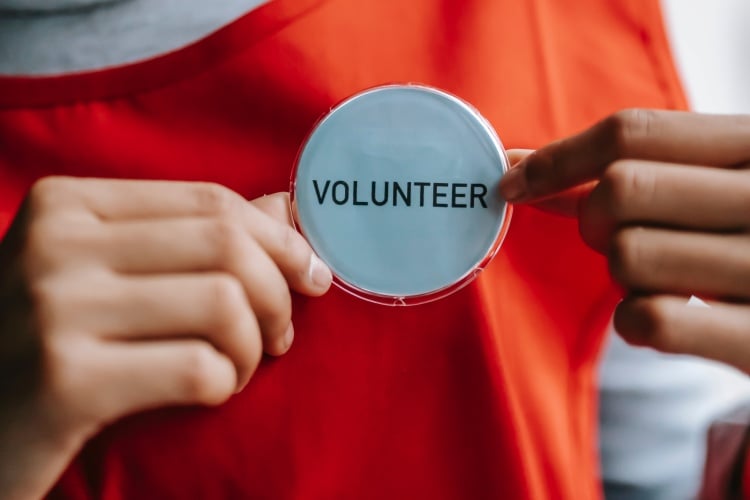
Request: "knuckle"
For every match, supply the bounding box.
[180,344,229,405]
[210,218,247,264]
[193,183,240,216]
[209,275,248,323]
[608,108,657,155]
[600,160,643,218]
[27,176,74,213]
[23,217,92,275]
[616,298,676,352]
[608,228,642,287]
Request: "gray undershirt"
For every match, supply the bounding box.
[0,0,268,75]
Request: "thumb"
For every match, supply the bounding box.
[503,149,596,217]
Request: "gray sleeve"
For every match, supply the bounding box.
[599,331,750,500]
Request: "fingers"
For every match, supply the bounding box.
[57,273,265,387]
[33,177,332,295]
[31,177,250,220]
[249,193,333,295]
[524,183,597,217]
[123,272,271,368]
[504,115,750,375]
[606,228,750,299]
[102,209,330,301]
[504,149,599,216]
[92,340,238,421]
[126,269,287,362]
[32,181,331,361]
[237,207,333,297]
[499,110,750,202]
[579,161,750,249]
[107,214,331,311]
[44,216,316,358]
[14,178,336,439]
[615,295,750,373]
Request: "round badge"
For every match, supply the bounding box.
[290,84,512,305]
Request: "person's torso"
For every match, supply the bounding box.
[0,0,685,498]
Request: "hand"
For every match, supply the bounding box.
[501,110,750,372]
[0,177,332,499]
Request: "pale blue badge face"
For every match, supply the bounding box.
[292,85,510,304]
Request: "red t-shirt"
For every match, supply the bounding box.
[0,0,687,498]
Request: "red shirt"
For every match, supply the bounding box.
[0,0,687,498]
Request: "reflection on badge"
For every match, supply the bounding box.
[290,84,512,306]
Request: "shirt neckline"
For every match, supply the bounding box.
[0,0,327,109]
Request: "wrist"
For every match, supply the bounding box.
[0,398,89,500]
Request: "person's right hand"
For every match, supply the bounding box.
[0,177,332,500]
[500,110,750,373]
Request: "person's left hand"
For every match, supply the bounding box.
[501,110,750,372]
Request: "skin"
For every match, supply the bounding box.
[0,177,332,499]
[502,109,750,373]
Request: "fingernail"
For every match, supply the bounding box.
[686,295,711,308]
[308,254,332,289]
[499,164,528,202]
[283,322,295,351]
[235,377,249,394]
